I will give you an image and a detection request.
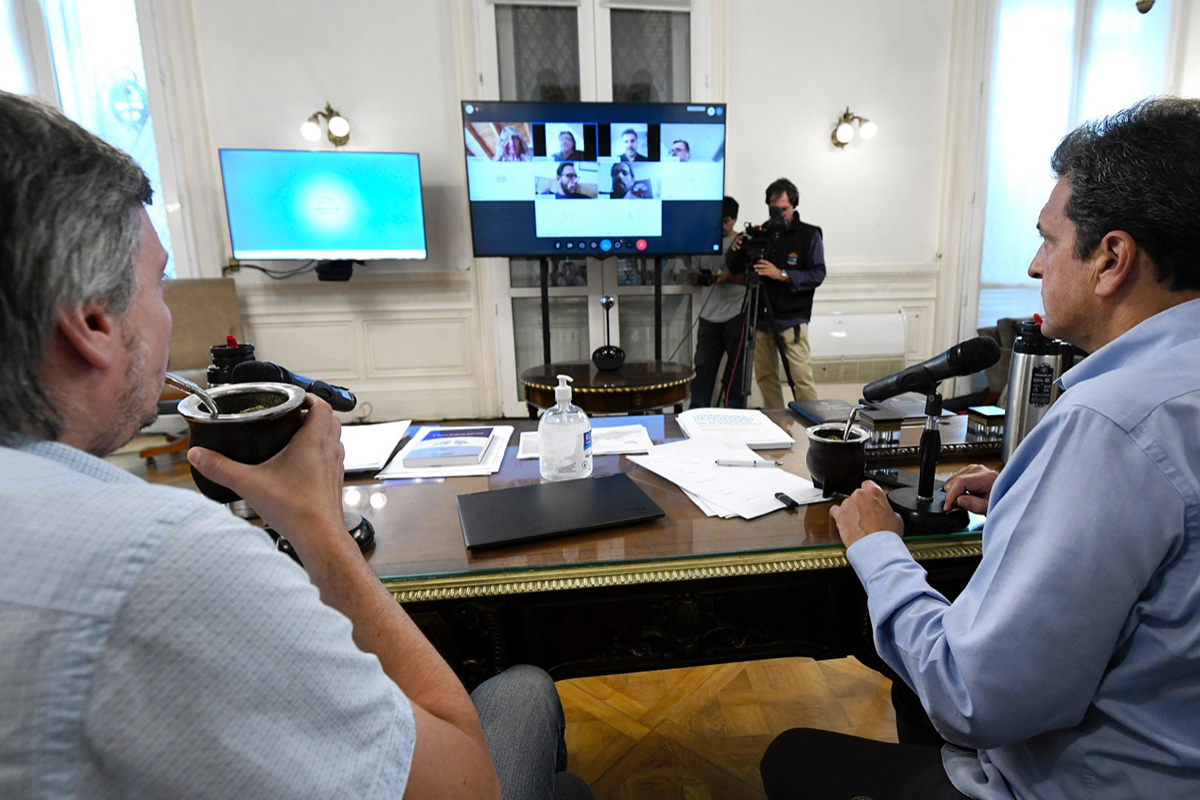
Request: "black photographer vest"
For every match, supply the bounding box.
[761,219,822,323]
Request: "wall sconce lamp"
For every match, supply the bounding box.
[300,102,351,147]
[831,107,877,149]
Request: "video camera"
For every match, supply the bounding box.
[732,205,788,277]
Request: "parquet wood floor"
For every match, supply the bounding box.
[558,656,896,799]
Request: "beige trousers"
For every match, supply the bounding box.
[753,324,818,408]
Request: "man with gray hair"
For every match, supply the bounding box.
[762,97,1200,799]
[0,92,591,799]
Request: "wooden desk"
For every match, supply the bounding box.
[124,411,984,689]
[520,360,695,416]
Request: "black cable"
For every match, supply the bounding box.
[223,260,318,279]
[667,275,717,362]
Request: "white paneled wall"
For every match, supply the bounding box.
[153,0,1200,418]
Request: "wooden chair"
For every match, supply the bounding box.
[140,278,243,462]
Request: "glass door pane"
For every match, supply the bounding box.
[977,0,1075,328]
[1078,0,1172,122]
[496,4,581,102]
[40,0,175,276]
[610,9,690,103]
[606,9,693,363]
[617,294,693,363]
[511,296,591,399]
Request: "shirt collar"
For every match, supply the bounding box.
[1058,297,1200,391]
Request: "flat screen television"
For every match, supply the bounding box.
[218,149,428,261]
[461,101,726,258]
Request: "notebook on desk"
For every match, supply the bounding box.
[457,472,665,550]
[788,399,855,425]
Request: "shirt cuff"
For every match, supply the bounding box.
[845,530,912,584]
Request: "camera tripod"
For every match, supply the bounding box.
[737,271,799,402]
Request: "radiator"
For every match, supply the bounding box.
[807,311,906,385]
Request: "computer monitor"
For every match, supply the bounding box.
[461,101,726,258]
[218,149,428,261]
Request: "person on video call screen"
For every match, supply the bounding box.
[610,161,652,199]
[618,128,649,162]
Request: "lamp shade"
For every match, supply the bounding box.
[327,115,350,137]
[835,122,855,145]
[859,120,878,140]
[299,120,321,142]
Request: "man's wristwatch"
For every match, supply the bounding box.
[779,269,789,282]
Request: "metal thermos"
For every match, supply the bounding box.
[206,337,255,387]
[1001,319,1070,462]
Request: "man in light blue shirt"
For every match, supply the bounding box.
[0,92,592,799]
[762,97,1200,798]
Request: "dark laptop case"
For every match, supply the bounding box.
[457,472,665,550]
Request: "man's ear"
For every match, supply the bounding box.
[1093,230,1139,298]
[55,298,120,370]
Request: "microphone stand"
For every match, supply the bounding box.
[885,390,970,534]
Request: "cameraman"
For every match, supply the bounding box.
[727,178,825,407]
[688,196,745,408]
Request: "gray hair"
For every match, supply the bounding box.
[1051,96,1200,292]
[0,91,152,443]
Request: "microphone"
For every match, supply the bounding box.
[862,337,1001,403]
[230,360,358,412]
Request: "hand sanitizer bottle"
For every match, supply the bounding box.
[539,374,593,481]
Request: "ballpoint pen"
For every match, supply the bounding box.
[714,459,782,467]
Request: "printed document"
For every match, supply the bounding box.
[677,408,793,449]
[628,435,822,519]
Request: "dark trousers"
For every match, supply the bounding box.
[760,728,969,800]
[690,315,747,408]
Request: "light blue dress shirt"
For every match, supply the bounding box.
[847,298,1200,799]
[0,441,415,798]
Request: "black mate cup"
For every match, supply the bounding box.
[804,423,870,498]
[177,382,306,503]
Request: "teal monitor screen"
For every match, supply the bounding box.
[219,149,428,261]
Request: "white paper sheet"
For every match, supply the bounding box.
[628,435,824,519]
[341,419,411,472]
[516,424,654,459]
[376,425,514,478]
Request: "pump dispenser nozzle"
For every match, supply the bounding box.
[554,374,574,404]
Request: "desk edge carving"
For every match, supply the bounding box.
[384,538,982,603]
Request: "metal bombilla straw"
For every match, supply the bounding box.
[165,372,219,417]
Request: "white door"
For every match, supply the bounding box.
[472,0,719,415]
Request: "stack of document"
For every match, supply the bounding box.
[377,425,514,478]
[628,436,824,519]
[677,408,794,449]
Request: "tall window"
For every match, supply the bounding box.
[1,0,175,277]
[977,0,1172,328]
[610,9,690,103]
[0,1,35,94]
[496,4,581,102]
